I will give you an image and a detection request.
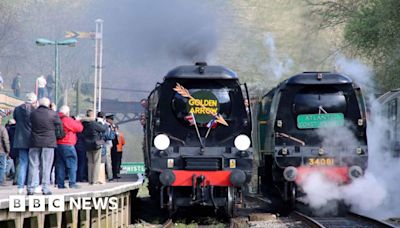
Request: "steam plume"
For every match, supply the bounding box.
[298,55,400,219]
[263,33,293,79]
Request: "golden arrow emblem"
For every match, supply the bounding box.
[174,83,228,126]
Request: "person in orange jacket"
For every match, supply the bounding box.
[112,126,125,179]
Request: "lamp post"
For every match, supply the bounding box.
[36,38,77,106]
[94,19,104,113]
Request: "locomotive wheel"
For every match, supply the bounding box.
[286,182,296,210]
[226,186,236,218]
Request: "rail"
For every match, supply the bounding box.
[292,210,397,228]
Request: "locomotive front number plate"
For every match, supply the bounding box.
[307,158,335,166]
[297,113,344,129]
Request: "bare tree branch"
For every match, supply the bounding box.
[304,0,368,29]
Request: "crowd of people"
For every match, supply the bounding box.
[0,92,126,195]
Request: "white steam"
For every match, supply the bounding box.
[299,172,386,215]
[299,173,341,209]
[299,55,400,219]
[316,122,359,151]
[335,55,374,93]
[262,33,294,79]
[341,173,387,212]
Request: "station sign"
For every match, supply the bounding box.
[120,162,145,174]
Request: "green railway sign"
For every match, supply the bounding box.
[297,113,344,129]
[120,162,145,174]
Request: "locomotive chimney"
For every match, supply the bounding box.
[195,62,207,74]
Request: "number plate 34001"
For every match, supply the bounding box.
[307,158,335,166]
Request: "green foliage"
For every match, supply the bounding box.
[308,0,400,91]
[344,0,400,90]
[345,1,400,61]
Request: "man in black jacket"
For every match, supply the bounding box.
[13,92,38,194]
[27,97,61,195]
[82,109,106,184]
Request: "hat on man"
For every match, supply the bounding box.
[26,92,37,104]
[106,114,114,120]
[97,111,105,118]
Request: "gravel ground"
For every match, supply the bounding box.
[131,183,400,228]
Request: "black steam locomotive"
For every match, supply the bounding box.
[255,72,368,209]
[143,63,253,216]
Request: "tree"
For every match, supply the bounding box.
[305,0,369,29]
[306,0,400,91]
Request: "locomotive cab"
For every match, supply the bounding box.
[144,63,253,217]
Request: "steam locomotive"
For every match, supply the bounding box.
[143,62,253,217]
[255,72,368,209]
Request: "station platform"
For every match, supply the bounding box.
[0,174,144,228]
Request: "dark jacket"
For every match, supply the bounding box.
[6,124,16,159]
[82,119,107,150]
[75,132,86,153]
[13,103,34,149]
[30,105,61,148]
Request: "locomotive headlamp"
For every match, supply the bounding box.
[281,147,288,155]
[154,134,170,150]
[356,147,363,155]
[318,148,324,155]
[277,120,283,128]
[358,119,363,126]
[234,135,251,151]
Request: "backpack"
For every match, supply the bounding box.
[55,116,66,139]
[103,125,115,141]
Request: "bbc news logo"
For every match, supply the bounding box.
[9,195,118,212]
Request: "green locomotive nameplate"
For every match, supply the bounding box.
[187,90,220,124]
[297,113,344,129]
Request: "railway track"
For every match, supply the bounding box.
[162,218,173,228]
[230,211,398,228]
[292,210,397,228]
[133,194,398,227]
